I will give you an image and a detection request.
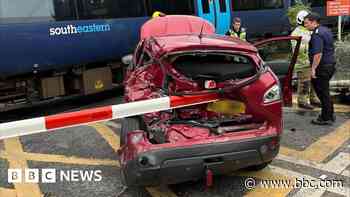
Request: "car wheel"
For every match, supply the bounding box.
[120,116,146,146]
[245,161,272,171]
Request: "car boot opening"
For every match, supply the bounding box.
[139,52,265,144]
[168,52,257,83]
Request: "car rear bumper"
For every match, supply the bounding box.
[120,135,280,186]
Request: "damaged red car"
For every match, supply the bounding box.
[119,15,301,187]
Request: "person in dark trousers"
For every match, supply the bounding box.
[304,13,336,125]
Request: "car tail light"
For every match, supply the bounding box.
[263,84,281,104]
[204,80,217,89]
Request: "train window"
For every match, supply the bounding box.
[219,0,227,12]
[116,0,146,17]
[53,0,77,20]
[262,0,284,9]
[309,0,325,7]
[291,0,307,6]
[231,0,260,11]
[77,0,146,19]
[0,0,76,23]
[146,0,195,15]
[201,0,210,13]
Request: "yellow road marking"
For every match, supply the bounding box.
[280,120,350,162]
[146,186,178,197]
[90,123,120,152]
[0,151,119,167]
[236,168,293,197]
[333,104,350,113]
[3,137,42,197]
[244,186,290,197]
[0,187,16,197]
[91,123,178,197]
[298,104,350,113]
[292,95,350,113]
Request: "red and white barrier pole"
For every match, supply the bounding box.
[0,94,219,140]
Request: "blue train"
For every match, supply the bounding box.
[0,0,346,111]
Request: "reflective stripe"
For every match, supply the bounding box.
[229,29,246,41]
[291,26,311,70]
[46,106,113,129]
[0,117,46,140]
[0,94,219,140]
[112,97,170,118]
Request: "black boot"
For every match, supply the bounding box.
[311,115,333,125]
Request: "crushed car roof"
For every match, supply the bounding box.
[146,34,258,56]
[141,15,215,40]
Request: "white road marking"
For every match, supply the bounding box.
[319,175,328,180]
[276,152,350,177]
[293,187,326,197]
[269,165,349,197]
[322,153,350,174]
[269,165,326,197]
[327,185,350,197]
[341,170,350,177]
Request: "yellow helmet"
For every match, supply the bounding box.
[152,11,165,18]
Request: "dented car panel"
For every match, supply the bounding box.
[119,15,300,187]
[140,15,215,40]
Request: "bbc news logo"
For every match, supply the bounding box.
[8,169,102,183]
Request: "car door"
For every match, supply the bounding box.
[254,36,301,106]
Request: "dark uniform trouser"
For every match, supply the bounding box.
[311,64,336,121]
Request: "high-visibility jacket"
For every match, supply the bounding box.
[291,25,312,71]
[226,28,247,41]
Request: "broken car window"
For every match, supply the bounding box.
[169,53,256,82]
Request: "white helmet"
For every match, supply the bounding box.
[296,10,309,25]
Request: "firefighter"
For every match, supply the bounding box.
[225,17,247,41]
[291,10,320,109]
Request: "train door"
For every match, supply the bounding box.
[196,0,231,34]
